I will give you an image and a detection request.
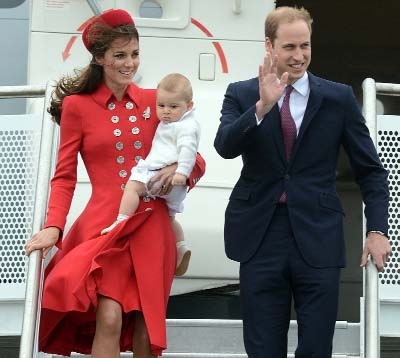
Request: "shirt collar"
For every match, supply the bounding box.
[180,107,195,121]
[291,72,309,97]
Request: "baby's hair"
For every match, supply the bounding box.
[157,73,193,102]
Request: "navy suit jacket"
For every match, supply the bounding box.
[214,72,389,268]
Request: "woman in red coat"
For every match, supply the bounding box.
[25,9,205,358]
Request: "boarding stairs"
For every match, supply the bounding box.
[60,319,361,358]
[34,319,360,358]
[0,79,399,358]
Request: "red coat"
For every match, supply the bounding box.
[39,82,205,356]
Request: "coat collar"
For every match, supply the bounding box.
[91,82,140,109]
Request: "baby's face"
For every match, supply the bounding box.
[156,88,192,123]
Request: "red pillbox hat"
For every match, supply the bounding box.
[82,9,135,51]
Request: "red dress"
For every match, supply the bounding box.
[38,82,205,356]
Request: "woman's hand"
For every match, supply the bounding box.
[148,163,178,195]
[25,226,61,259]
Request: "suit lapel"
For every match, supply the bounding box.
[269,103,287,163]
[290,73,323,162]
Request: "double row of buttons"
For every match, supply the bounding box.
[108,101,143,188]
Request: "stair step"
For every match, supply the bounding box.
[65,354,359,358]
[166,319,360,355]
[46,319,360,358]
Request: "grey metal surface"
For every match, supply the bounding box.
[364,260,380,358]
[0,85,47,99]
[165,320,360,355]
[0,85,51,342]
[362,78,383,358]
[166,319,244,354]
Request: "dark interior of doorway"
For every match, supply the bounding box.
[276,0,400,114]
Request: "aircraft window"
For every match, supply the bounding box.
[0,0,25,8]
[139,0,163,18]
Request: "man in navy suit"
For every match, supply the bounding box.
[214,6,391,358]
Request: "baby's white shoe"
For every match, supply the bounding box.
[175,241,191,276]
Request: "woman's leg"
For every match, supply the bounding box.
[92,297,122,358]
[133,311,158,358]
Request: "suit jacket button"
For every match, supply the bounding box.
[284,174,290,180]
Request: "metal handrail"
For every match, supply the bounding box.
[364,259,380,358]
[0,85,46,99]
[362,78,400,358]
[362,77,380,358]
[2,84,59,358]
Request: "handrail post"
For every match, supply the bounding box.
[19,252,43,358]
[365,259,380,358]
[362,78,377,142]
[362,78,380,358]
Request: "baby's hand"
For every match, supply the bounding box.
[172,173,187,186]
[100,214,129,235]
[101,221,119,235]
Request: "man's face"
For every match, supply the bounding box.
[266,20,311,84]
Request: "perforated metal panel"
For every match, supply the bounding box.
[377,115,400,296]
[0,114,41,299]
